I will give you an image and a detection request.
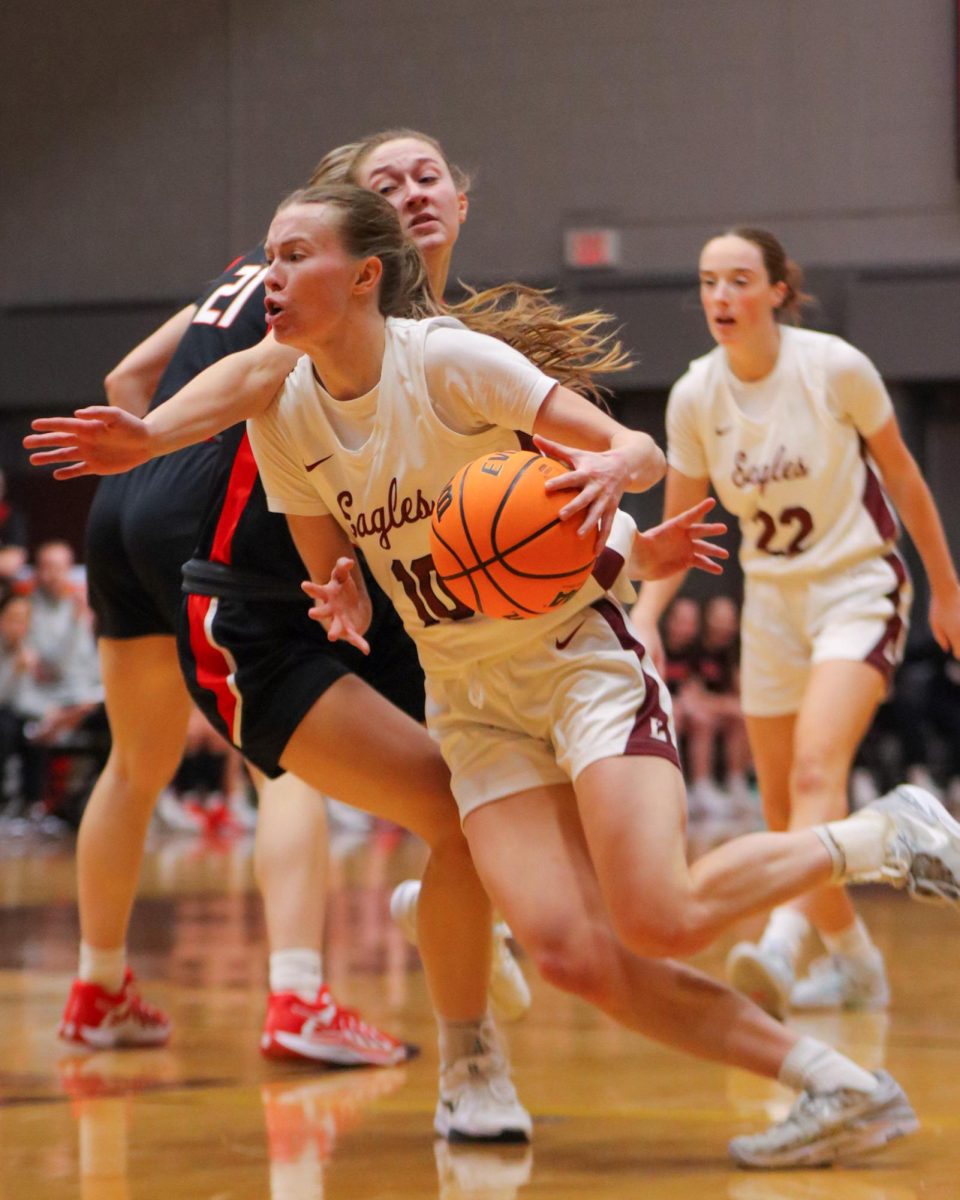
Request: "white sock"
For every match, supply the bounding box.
[269,948,323,1001]
[778,1036,878,1095]
[79,943,126,993]
[759,907,811,966]
[822,915,879,963]
[438,1014,494,1073]
[815,809,891,881]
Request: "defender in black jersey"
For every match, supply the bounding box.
[86,248,270,638]
[178,426,424,777]
[29,133,532,1143]
[61,245,423,1067]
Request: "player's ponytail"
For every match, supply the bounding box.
[446,284,630,407]
[276,183,629,405]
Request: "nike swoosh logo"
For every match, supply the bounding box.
[304,454,334,471]
[555,621,586,651]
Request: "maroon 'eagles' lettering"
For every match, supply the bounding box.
[731,446,809,495]
[337,479,434,550]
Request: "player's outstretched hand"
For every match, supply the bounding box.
[629,498,728,581]
[302,557,372,655]
[24,407,152,479]
[533,433,629,548]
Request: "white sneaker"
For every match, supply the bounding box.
[390,881,531,1023]
[791,953,890,1012]
[728,1070,918,1168]
[435,1046,532,1143]
[726,942,794,1020]
[852,784,960,903]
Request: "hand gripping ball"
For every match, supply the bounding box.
[429,449,599,619]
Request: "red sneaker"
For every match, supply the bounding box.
[260,986,414,1067]
[58,970,172,1049]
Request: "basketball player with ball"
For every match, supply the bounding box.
[29,181,960,1168]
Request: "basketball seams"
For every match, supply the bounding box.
[429,449,600,618]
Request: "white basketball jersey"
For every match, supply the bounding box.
[667,326,897,582]
[250,316,637,677]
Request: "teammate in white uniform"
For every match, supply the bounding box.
[632,228,960,1020]
[28,185,960,1168]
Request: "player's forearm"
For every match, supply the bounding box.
[631,572,687,621]
[889,468,959,597]
[609,429,666,493]
[143,341,300,456]
[104,304,196,417]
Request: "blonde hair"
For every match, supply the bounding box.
[289,167,630,404]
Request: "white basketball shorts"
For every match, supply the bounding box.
[424,597,681,821]
[740,551,911,717]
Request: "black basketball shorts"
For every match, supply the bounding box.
[177,590,426,777]
[86,446,220,639]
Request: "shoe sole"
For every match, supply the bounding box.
[730,1104,919,1169]
[434,1112,532,1143]
[263,1030,414,1067]
[726,948,789,1020]
[59,1023,171,1050]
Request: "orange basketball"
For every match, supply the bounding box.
[429,449,599,619]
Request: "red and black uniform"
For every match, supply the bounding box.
[86,248,271,637]
[89,246,423,776]
[177,418,424,777]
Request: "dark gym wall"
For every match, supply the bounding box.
[2,0,959,565]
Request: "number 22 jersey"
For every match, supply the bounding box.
[666,324,898,583]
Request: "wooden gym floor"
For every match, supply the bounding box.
[0,817,957,1199]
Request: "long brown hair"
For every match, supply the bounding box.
[725,227,813,323]
[285,173,630,404]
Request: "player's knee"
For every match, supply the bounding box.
[790,750,844,808]
[612,902,712,959]
[524,924,611,1004]
[104,747,178,803]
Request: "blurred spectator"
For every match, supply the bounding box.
[660,596,702,698]
[695,595,754,817]
[26,541,102,719]
[0,468,29,585]
[0,583,103,818]
[660,595,755,825]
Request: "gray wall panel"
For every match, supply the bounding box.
[4,0,960,308]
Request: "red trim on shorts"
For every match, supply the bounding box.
[186,593,239,739]
[864,551,909,688]
[209,432,260,565]
[591,597,681,768]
